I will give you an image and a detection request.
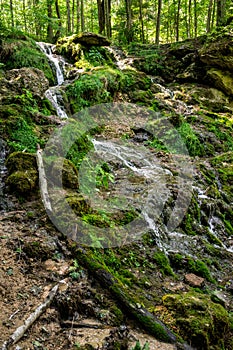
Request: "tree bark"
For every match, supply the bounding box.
[97,0,105,34]
[156,0,162,45]
[47,0,53,42]
[139,0,145,43]
[216,0,226,26]
[10,0,14,27]
[81,0,85,32]
[125,0,133,43]
[66,0,71,34]
[206,0,213,32]
[54,0,62,42]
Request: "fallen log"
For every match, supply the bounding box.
[73,247,177,344]
[36,145,52,213]
[1,282,61,350]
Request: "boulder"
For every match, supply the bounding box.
[199,36,233,71]
[206,68,233,96]
[72,32,111,46]
[4,67,49,97]
[184,273,205,288]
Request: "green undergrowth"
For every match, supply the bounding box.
[0,28,54,83]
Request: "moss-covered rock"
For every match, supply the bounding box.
[49,158,79,189]
[162,291,231,349]
[6,151,37,173]
[6,170,38,195]
[206,69,233,96]
[0,36,54,83]
[4,68,49,98]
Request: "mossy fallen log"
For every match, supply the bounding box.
[72,247,177,344]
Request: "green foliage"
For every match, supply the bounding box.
[131,341,150,350]
[153,251,175,276]
[178,122,205,157]
[66,68,121,113]
[8,118,41,152]
[69,259,83,280]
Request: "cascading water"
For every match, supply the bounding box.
[37,42,65,85]
[37,42,69,119]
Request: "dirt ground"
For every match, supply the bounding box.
[0,201,176,350]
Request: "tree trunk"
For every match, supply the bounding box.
[76,0,80,33]
[175,0,181,41]
[104,0,111,38]
[139,0,145,43]
[54,0,62,42]
[72,0,75,32]
[156,0,162,45]
[97,0,105,34]
[66,0,71,34]
[47,0,53,42]
[194,0,197,38]
[10,0,14,27]
[125,0,133,43]
[23,0,27,32]
[81,0,85,32]
[206,0,213,32]
[216,0,226,26]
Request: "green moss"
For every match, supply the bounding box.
[6,151,37,173]
[153,251,175,276]
[163,291,231,349]
[6,170,38,196]
[0,38,54,84]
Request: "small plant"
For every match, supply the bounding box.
[69,259,82,280]
[131,341,150,350]
[154,251,175,276]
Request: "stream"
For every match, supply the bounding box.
[37,42,233,254]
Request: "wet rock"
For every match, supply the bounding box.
[6,152,37,174]
[163,291,230,350]
[6,170,38,196]
[206,68,233,96]
[211,290,227,307]
[199,36,233,71]
[184,273,205,288]
[72,32,111,47]
[4,67,49,97]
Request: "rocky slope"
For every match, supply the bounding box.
[0,28,232,350]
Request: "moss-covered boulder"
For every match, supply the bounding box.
[49,158,79,189]
[67,32,111,47]
[206,69,233,96]
[162,291,232,349]
[4,68,49,98]
[199,36,233,72]
[5,152,38,196]
[6,170,38,195]
[0,36,54,83]
[6,151,37,173]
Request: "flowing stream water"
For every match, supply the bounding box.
[37,42,69,118]
[38,43,232,255]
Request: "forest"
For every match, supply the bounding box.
[1,0,233,44]
[0,0,233,349]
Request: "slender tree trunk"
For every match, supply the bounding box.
[125,0,133,43]
[72,0,75,32]
[97,0,105,34]
[188,0,192,38]
[33,0,40,37]
[156,0,162,44]
[23,0,27,32]
[104,0,111,37]
[66,0,71,34]
[175,0,181,41]
[194,0,197,38]
[216,0,226,26]
[76,0,80,33]
[81,0,85,31]
[139,0,145,43]
[54,0,62,42]
[206,0,213,32]
[212,0,216,28]
[47,0,53,42]
[10,0,14,27]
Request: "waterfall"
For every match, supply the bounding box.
[37,42,69,119]
[37,42,65,85]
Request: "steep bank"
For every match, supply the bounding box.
[0,29,232,350]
